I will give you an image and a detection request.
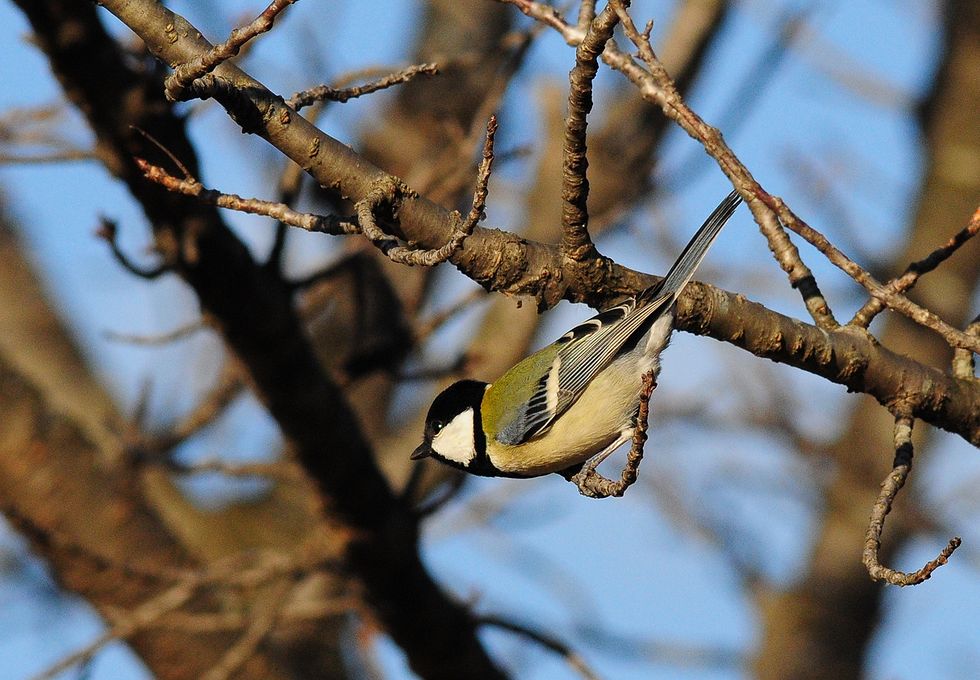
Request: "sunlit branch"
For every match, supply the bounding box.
[762,195,980,353]
[165,0,298,101]
[559,3,619,260]
[862,414,961,586]
[288,62,439,110]
[137,158,360,235]
[852,206,980,327]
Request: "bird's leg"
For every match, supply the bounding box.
[557,436,626,482]
[570,371,656,498]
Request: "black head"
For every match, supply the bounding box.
[411,380,490,472]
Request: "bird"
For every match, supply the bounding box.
[411,189,742,480]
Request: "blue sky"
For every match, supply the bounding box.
[1,1,978,679]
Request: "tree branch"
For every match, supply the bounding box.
[862,414,961,586]
[852,206,980,327]
[98,0,980,446]
[288,62,439,110]
[22,1,505,676]
[136,158,360,235]
[559,3,618,261]
[165,0,297,102]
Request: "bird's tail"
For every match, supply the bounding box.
[648,189,742,304]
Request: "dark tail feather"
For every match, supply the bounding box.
[647,189,742,303]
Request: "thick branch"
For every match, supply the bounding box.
[99,0,980,446]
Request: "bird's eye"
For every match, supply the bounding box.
[432,420,444,433]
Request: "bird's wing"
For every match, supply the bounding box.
[494,293,671,446]
[493,189,742,446]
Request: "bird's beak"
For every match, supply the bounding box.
[411,442,432,460]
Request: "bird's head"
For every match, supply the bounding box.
[412,379,489,471]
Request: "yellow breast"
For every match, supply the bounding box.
[485,358,645,476]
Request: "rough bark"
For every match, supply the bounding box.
[97,0,980,446]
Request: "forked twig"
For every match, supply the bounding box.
[499,0,840,330]
[31,579,199,680]
[29,550,309,680]
[852,206,980,327]
[760,195,980,353]
[165,0,297,101]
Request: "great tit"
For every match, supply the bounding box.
[412,190,742,479]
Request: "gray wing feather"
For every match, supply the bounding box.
[500,190,741,444]
[504,294,671,444]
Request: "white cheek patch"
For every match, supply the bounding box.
[431,408,477,466]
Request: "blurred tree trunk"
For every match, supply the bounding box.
[753,2,980,677]
[0,207,300,680]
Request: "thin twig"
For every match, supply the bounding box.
[103,320,206,345]
[661,4,821,193]
[201,581,291,680]
[95,218,170,279]
[31,579,199,680]
[500,0,586,44]
[762,195,980,353]
[165,457,303,482]
[0,105,99,164]
[415,288,489,341]
[131,125,193,178]
[611,2,974,346]
[266,147,314,270]
[152,595,358,632]
[356,115,497,266]
[409,23,536,202]
[852,206,980,327]
[165,0,298,101]
[571,371,655,498]
[396,356,469,383]
[0,501,191,583]
[559,3,619,261]
[136,361,246,456]
[863,414,961,586]
[136,158,360,235]
[0,150,97,164]
[29,550,312,680]
[479,614,602,680]
[499,0,840,329]
[608,0,839,329]
[286,257,354,291]
[287,63,439,110]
